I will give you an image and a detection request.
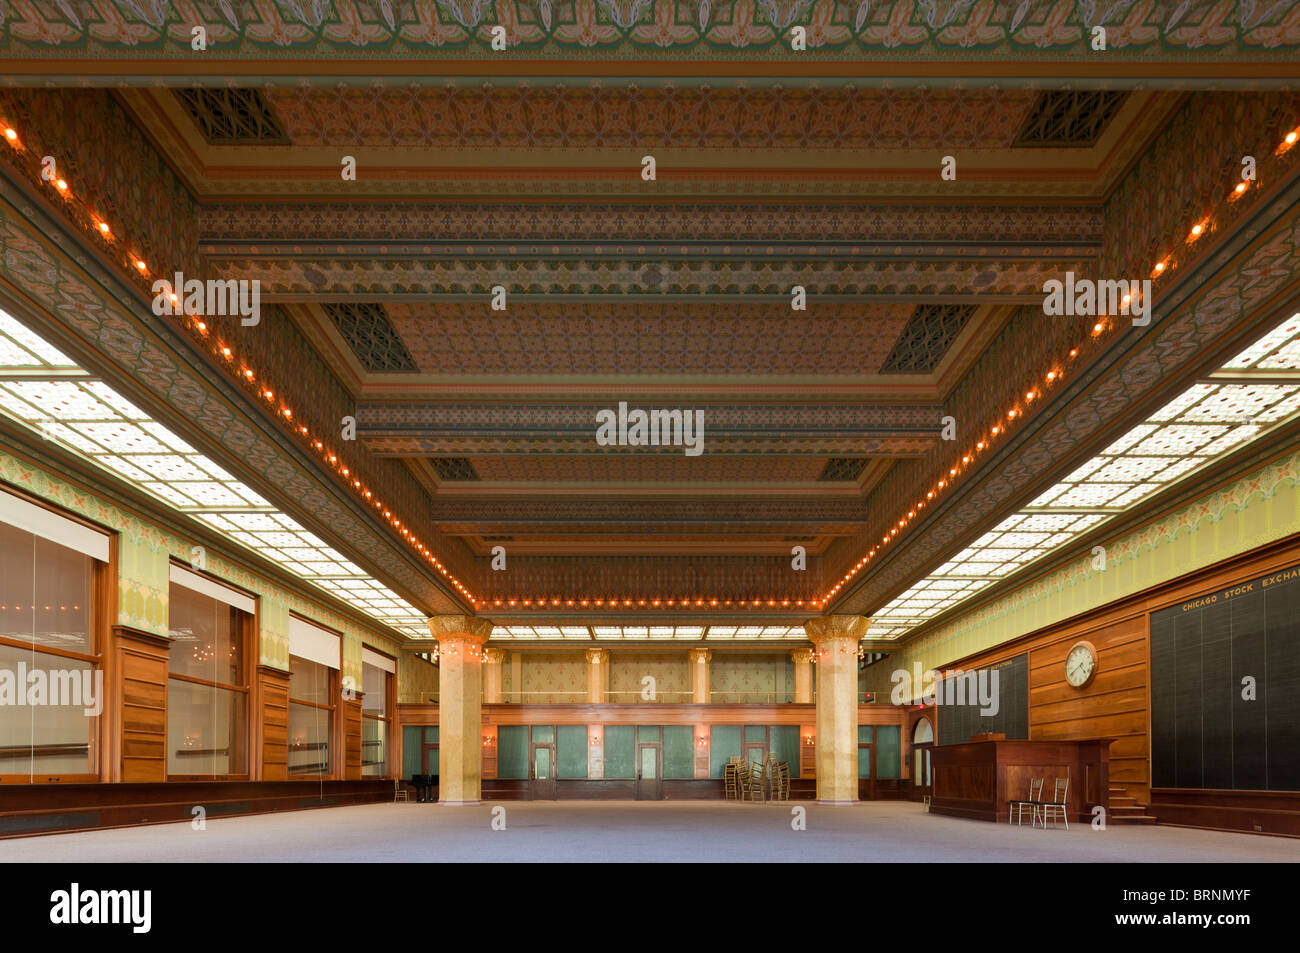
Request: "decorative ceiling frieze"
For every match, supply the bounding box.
[1,1,1298,66]
[202,252,1095,299]
[198,201,1103,242]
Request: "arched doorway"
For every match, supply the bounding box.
[911,717,934,800]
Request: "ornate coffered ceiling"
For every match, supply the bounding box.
[0,23,1297,645]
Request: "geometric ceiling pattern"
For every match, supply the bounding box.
[869,314,1300,641]
[2,29,1298,654]
[0,310,429,640]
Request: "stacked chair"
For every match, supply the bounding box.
[723,756,791,802]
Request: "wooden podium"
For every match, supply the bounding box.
[929,738,1112,823]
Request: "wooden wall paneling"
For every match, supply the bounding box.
[343,697,362,780]
[114,627,169,783]
[99,537,120,782]
[258,666,290,782]
[942,539,1300,816]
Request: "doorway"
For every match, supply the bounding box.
[637,743,662,800]
[636,725,663,800]
[912,717,934,800]
[531,741,556,800]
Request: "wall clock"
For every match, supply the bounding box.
[1064,640,1098,688]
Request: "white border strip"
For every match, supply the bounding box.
[290,615,341,670]
[0,488,110,562]
[361,646,395,673]
[169,562,255,614]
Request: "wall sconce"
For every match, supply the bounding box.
[803,735,815,746]
[696,736,708,747]
[482,735,496,747]
[589,735,601,746]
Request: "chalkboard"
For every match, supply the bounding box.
[1150,564,1300,791]
[936,654,1029,746]
[663,726,694,778]
[604,725,635,779]
[557,725,588,779]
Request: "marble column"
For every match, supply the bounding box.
[429,614,494,806]
[483,647,507,704]
[585,647,609,703]
[687,647,712,704]
[804,615,870,805]
[791,648,814,704]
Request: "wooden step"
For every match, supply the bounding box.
[1110,814,1159,825]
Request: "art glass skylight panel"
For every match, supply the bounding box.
[0,310,429,639]
[867,315,1300,641]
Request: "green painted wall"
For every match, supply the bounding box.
[876,725,901,779]
[770,725,800,778]
[709,725,741,778]
[498,725,528,779]
[557,725,588,779]
[604,726,635,779]
[663,725,694,778]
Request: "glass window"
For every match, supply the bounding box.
[0,519,99,779]
[168,679,246,776]
[167,578,250,777]
[168,584,244,685]
[289,654,334,777]
[361,658,391,777]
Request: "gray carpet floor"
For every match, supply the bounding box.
[2,801,1296,863]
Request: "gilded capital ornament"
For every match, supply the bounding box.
[427,614,494,645]
[584,647,610,665]
[803,615,871,644]
[484,647,508,664]
[790,648,814,664]
[688,647,713,664]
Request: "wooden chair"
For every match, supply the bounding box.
[775,760,788,801]
[747,761,766,802]
[1008,777,1042,825]
[724,762,740,801]
[1038,777,1069,829]
[393,778,409,803]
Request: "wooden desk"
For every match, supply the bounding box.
[929,738,1112,823]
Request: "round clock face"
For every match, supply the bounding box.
[1064,642,1097,688]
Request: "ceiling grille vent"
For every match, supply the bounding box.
[879,305,977,375]
[1013,91,1128,148]
[431,457,480,482]
[174,88,289,145]
[323,303,418,374]
[818,458,869,482]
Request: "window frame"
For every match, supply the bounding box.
[165,559,255,782]
[0,486,111,784]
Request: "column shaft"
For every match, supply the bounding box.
[429,616,493,806]
[805,616,869,805]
